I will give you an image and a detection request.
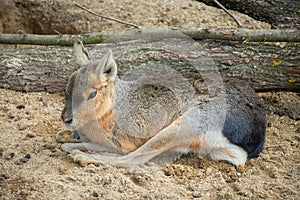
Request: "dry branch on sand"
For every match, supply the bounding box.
[0,28,299,46]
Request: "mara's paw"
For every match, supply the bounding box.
[56,130,80,143]
[70,153,105,167]
[207,144,248,167]
[61,143,87,153]
[69,153,132,167]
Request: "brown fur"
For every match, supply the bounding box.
[95,79,115,134]
[97,110,114,133]
[189,138,203,150]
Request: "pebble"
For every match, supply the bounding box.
[164,171,173,176]
[13,154,31,164]
[24,154,31,159]
[92,191,99,198]
[26,133,36,138]
[16,104,25,109]
[0,173,10,181]
[19,157,29,163]
[7,113,14,119]
[192,192,201,198]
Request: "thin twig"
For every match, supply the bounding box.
[74,3,140,29]
[53,29,62,35]
[213,0,242,27]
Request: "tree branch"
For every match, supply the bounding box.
[74,3,140,29]
[212,0,242,27]
[0,28,299,46]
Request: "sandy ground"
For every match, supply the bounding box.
[0,89,299,199]
[0,0,299,199]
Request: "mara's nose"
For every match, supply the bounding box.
[61,111,73,124]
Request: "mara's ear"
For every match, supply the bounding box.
[95,50,117,81]
[73,39,89,69]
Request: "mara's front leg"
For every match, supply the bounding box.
[56,129,123,157]
[68,116,191,167]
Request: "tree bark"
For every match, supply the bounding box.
[0,28,300,46]
[197,0,300,29]
[1,40,299,93]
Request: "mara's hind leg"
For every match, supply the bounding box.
[207,142,248,167]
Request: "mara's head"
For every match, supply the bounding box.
[61,41,117,131]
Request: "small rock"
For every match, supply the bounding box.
[164,171,173,176]
[19,157,29,163]
[226,178,234,183]
[16,104,25,109]
[26,133,36,138]
[192,192,201,198]
[118,188,125,193]
[9,152,15,159]
[92,191,99,198]
[0,173,10,181]
[3,173,10,179]
[24,154,31,159]
[7,113,14,119]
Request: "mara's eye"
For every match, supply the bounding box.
[87,91,97,100]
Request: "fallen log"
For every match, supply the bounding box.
[0,39,299,93]
[197,0,300,29]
